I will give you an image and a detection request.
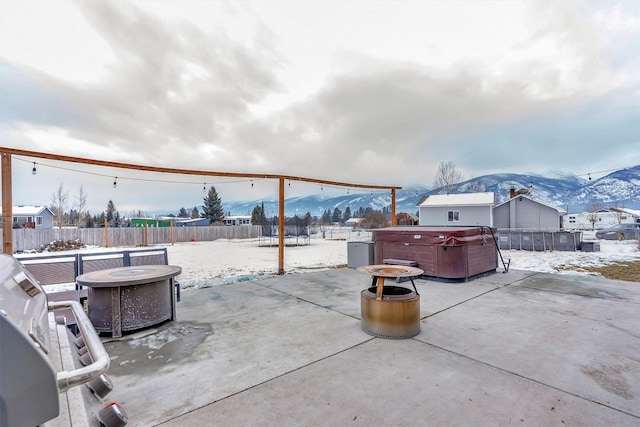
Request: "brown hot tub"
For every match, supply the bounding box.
[373,226,498,280]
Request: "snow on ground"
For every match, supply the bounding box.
[166,236,352,289]
[16,228,640,293]
[502,240,640,275]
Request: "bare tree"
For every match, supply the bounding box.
[587,202,606,230]
[611,203,625,224]
[50,183,69,228]
[433,161,464,194]
[74,185,88,227]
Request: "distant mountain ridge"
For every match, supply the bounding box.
[220,165,640,217]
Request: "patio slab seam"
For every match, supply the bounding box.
[509,283,640,304]
[419,282,510,319]
[155,336,377,426]
[252,280,362,320]
[412,339,640,419]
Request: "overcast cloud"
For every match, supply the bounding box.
[0,0,638,213]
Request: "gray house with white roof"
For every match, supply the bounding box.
[493,194,564,231]
[418,193,495,227]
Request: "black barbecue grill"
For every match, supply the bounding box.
[0,254,128,426]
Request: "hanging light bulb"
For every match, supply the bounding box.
[32,162,37,175]
[251,179,254,188]
[113,177,117,188]
[288,180,291,187]
[321,184,323,191]
[203,182,206,192]
[588,173,592,181]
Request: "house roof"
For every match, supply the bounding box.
[494,194,565,213]
[0,205,54,216]
[418,192,495,207]
[396,212,418,221]
[344,218,363,224]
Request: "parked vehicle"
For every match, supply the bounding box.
[595,223,640,240]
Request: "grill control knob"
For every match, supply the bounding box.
[87,374,114,398]
[97,402,128,427]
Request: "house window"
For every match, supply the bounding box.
[36,216,43,226]
[447,210,460,222]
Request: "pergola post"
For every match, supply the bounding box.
[391,188,396,226]
[1,152,13,254]
[278,177,285,274]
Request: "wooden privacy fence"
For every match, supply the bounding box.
[3,225,262,253]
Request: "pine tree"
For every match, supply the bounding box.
[251,205,264,225]
[322,209,331,223]
[332,207,342,223]
[191,206,200,219]
[202,186,225,224]
[105,200,119,227]
[342,206,352,222]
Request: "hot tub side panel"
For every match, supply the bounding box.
[436,246,469,278]
[374,242,437,276]
[467,243,498,276]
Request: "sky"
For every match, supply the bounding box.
[1,0,639,215]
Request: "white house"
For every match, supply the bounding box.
[0,205,55,229]
[493,194,564,231]
[563,208,640,230]
[344,218,363,227]
[223,215,252,226]
[418,193,495,227]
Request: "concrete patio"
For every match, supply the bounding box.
[102,267,640,426]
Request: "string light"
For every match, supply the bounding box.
[13,155,400,200]
[588,173,592,181]
[14,156,261,188]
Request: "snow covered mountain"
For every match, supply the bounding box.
[221,165,640,217]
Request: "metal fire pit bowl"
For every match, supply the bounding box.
[360,285,420,339]
[357,264,423,339]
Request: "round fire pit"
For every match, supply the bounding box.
[361,285,420,339]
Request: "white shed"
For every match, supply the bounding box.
[418,193,495,227]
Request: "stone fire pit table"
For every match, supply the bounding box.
[76,265,181,338]
[357,265,423,339]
